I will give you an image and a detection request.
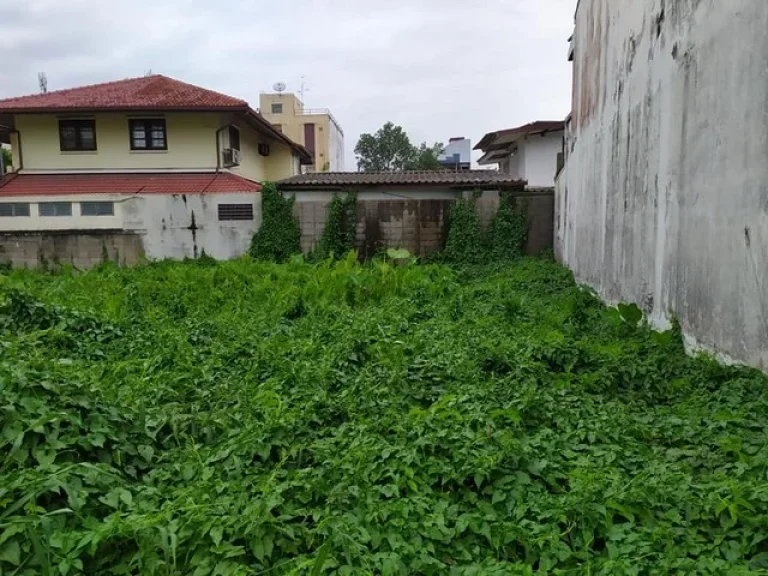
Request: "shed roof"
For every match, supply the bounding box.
[278,170,525,190]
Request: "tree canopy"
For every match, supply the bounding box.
[354,122,444,172]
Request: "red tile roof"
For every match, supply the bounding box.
[279,170,525,189]
[475,121,565,151]
[0,172,261,196]
[0,75,248,113]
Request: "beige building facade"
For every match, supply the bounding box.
[260,93,344,172]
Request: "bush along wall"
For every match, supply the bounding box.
[311,193,358,261]
[443,191,485,265]
[249,182,301,263]
[486,193,529,262]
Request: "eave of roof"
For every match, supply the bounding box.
[0,172,262,196]
[475,121,566,151]
[278,170,525,190]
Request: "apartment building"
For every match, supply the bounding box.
[259,93,344,172]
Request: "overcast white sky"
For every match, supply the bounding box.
[0,0,576,169]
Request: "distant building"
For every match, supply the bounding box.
[475,121,564,188]
[437,137,471,171]
[260,93,344,173]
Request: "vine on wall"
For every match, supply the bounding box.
[486,193,529,262]
[249,182,301,263]
[443,191,484,265]
[312,193,358,260]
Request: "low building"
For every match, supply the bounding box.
[475,121,564,188]
[259,92,344,173]
[437,137,472,171]
[278,170,552,257]
[0,75,311,267]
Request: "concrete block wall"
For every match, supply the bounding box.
[0,232,143,269]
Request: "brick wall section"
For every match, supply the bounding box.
[0,232,144,269]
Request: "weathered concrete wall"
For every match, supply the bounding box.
[123,192,261,261]
[291,189,553,258]
[562,0,768,369]
[0,231,143,269]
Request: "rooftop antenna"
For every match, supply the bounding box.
[144,69,153,77]
[38,72,48,94]
[273,82,287,95]
[298,76,309,102]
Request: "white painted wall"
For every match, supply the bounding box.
[561,0,768,370]
[522,132,562,188]
[0,192,261,260]
[329,120,345,171]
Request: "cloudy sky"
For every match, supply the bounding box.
[0,0,575,169]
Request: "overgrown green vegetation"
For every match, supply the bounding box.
[443,192,529,266]
[486,194,528,262]
[249,182,301,262]
[2,257,768,575]
[311,193,358,261]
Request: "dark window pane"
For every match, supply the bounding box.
[39,202,72,217]
[59,120,96,151]
[15,203,30,216]
[0,204,12,217]
[271,103,283,114]
[229,126,240,151]
[81,201,114,216]
[131,119,166,150]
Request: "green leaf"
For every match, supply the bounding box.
[210,526,223,547]
[0,541,20,566]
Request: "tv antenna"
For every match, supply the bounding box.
[273,82,287,94]
[298,76,309,102]
[38,72,48,94]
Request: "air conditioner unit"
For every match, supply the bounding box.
[258,143,270,157]
[223,148,241,167]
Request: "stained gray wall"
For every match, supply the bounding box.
[559,0,768,369]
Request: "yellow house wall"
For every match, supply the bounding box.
[15,113,221,171]
[12,112,298,182]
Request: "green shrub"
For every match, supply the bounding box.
[249,182,301,262]
[311,192,357,260]
[486,193,528,261]
[443,192,484,265]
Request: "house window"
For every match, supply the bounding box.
[218,204,253,221]
[271,103,283,114]
[228,126,241,152]
[81,201,115,216]
[39,202,72,217]
[59,119,96,151]
[130,119,167,150]
[0,203,30,217]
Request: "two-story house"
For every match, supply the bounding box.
[0,75,311,267]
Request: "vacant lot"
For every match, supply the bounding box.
[1,257,767,575]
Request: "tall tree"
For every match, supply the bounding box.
[354,122,415,172]
[408,142,444,171]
